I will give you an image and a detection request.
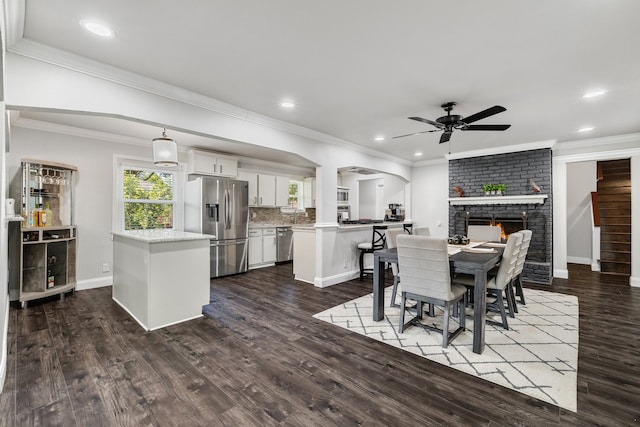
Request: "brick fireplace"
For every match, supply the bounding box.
[448,148,553,284]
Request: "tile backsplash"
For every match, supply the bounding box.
[250,207,316,225]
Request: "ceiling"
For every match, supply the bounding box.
[6,0,640,164]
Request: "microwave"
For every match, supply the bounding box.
[337,186,350,205]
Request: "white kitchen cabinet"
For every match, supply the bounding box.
[258,174,276,206]
[248,229,262,266]
[275,176,290,207]
[262,228,277,263]
[303,177,316,208]
[248,227,276,267]
[188,149,238,177]
[238,171,259,206]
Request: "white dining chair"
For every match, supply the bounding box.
[396,235,466,348]
[385,228,405,307]
[413,226,431,236]
[467,225,501,242]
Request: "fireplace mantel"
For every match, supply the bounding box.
[448,194,548,205]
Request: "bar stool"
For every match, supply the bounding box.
[403,223,413,234]
[357,225,388,280]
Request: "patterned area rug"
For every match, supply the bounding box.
[314,288,578,412]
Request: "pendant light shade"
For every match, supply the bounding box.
[152,128,178,167]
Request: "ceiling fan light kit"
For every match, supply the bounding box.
[394,101,511,144]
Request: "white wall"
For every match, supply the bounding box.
[566,161,597,264]
[6,126,153,288]
[358,179,380,219]
[411,160,449,238]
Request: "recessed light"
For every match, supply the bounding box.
[280,101,296,109]
[582,89,607,99]
[414,151,423,157]
[80,20,114,38]
[374,136,385,142]
[578,126,594,133]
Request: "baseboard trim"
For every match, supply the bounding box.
[591,262,601,272]
[0,298,9,394]
[314,270,360,288]
[630,276,640,288]
[553,269,569,279]
[567,257,592,265]
[76,276,112,291]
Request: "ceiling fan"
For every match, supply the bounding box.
[393,102,511,144]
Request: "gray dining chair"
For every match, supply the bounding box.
[467,225,501,242]
[453,231,523,330]
[385,228,405,307]
[396,235,466,348]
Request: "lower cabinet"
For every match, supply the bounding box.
[248,227,277,268]
[9,225,77,308]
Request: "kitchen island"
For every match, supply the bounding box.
[292,221,409,287]
[112,230,214,331]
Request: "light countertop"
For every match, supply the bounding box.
[112,230,216,243]
[249,223,296,229]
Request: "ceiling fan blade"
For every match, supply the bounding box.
[463,124,511,131]
[392,129,441,139]
[461,105,506,124]
[439,131,452,144]
[408,116,445,128]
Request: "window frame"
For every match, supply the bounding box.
[287,179,305,212]
[113,155,184,232]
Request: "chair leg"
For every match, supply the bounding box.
[399,294,406,332]
[460,296,466,331]
[442,303,451,348]
[509,281,519,314]
[505,283,516,318]
[359,250,365,281]
[390,275,399,307]
[495,292,509,330]
[515,275,526,305]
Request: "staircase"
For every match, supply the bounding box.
[597,159,631,276]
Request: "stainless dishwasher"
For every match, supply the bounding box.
[276,226,293,263]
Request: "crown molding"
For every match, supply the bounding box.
[7,39,411,167]
[554,132,640,151]
[444,139,556,160]
[413,156,448,167]
[11,115,151,147]
[553,146,640,164]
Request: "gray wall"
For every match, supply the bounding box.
[566,161,597,264]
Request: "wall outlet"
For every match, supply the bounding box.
[102,263,110,273]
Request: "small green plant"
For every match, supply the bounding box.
[482,183,506,194]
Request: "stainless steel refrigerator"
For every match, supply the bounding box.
[184,176,249,278]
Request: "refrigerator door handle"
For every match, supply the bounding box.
[225,189,231,230]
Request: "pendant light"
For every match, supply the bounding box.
[152,128,178,167]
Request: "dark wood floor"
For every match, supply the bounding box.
[1,264,639,426]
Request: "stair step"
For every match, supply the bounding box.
[596,186,632,195]
[600,234,632,243]
[600,261,632,275]
[600,253,631,263]
[600,242,631,252]
[600,224,632,233]
[598,180,631,189]
[597,194,632,202]
[599,217,631,226]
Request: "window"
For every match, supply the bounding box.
[114,157,182,231]
[123,168,175,229]
[288,180,304,210]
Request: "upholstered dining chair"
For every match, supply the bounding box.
[413,226,431,236]
[396,235,466,348]
[385,228,405,307]
[467,225,501,242]
[511,229,532,310]
[452,231,523,330]
[357,225,388,280]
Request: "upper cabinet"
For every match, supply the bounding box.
[275,176,289,207]
[238,171,289,207]
[187,149,238,177]
[303,177,316,208]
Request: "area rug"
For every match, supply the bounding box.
[313,288,578,412]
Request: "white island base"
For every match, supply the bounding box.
[112,230,212,331]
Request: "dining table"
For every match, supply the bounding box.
[372,243,503,354]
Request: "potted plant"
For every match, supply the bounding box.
[496,183,506,195]
[482,183,492,196]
